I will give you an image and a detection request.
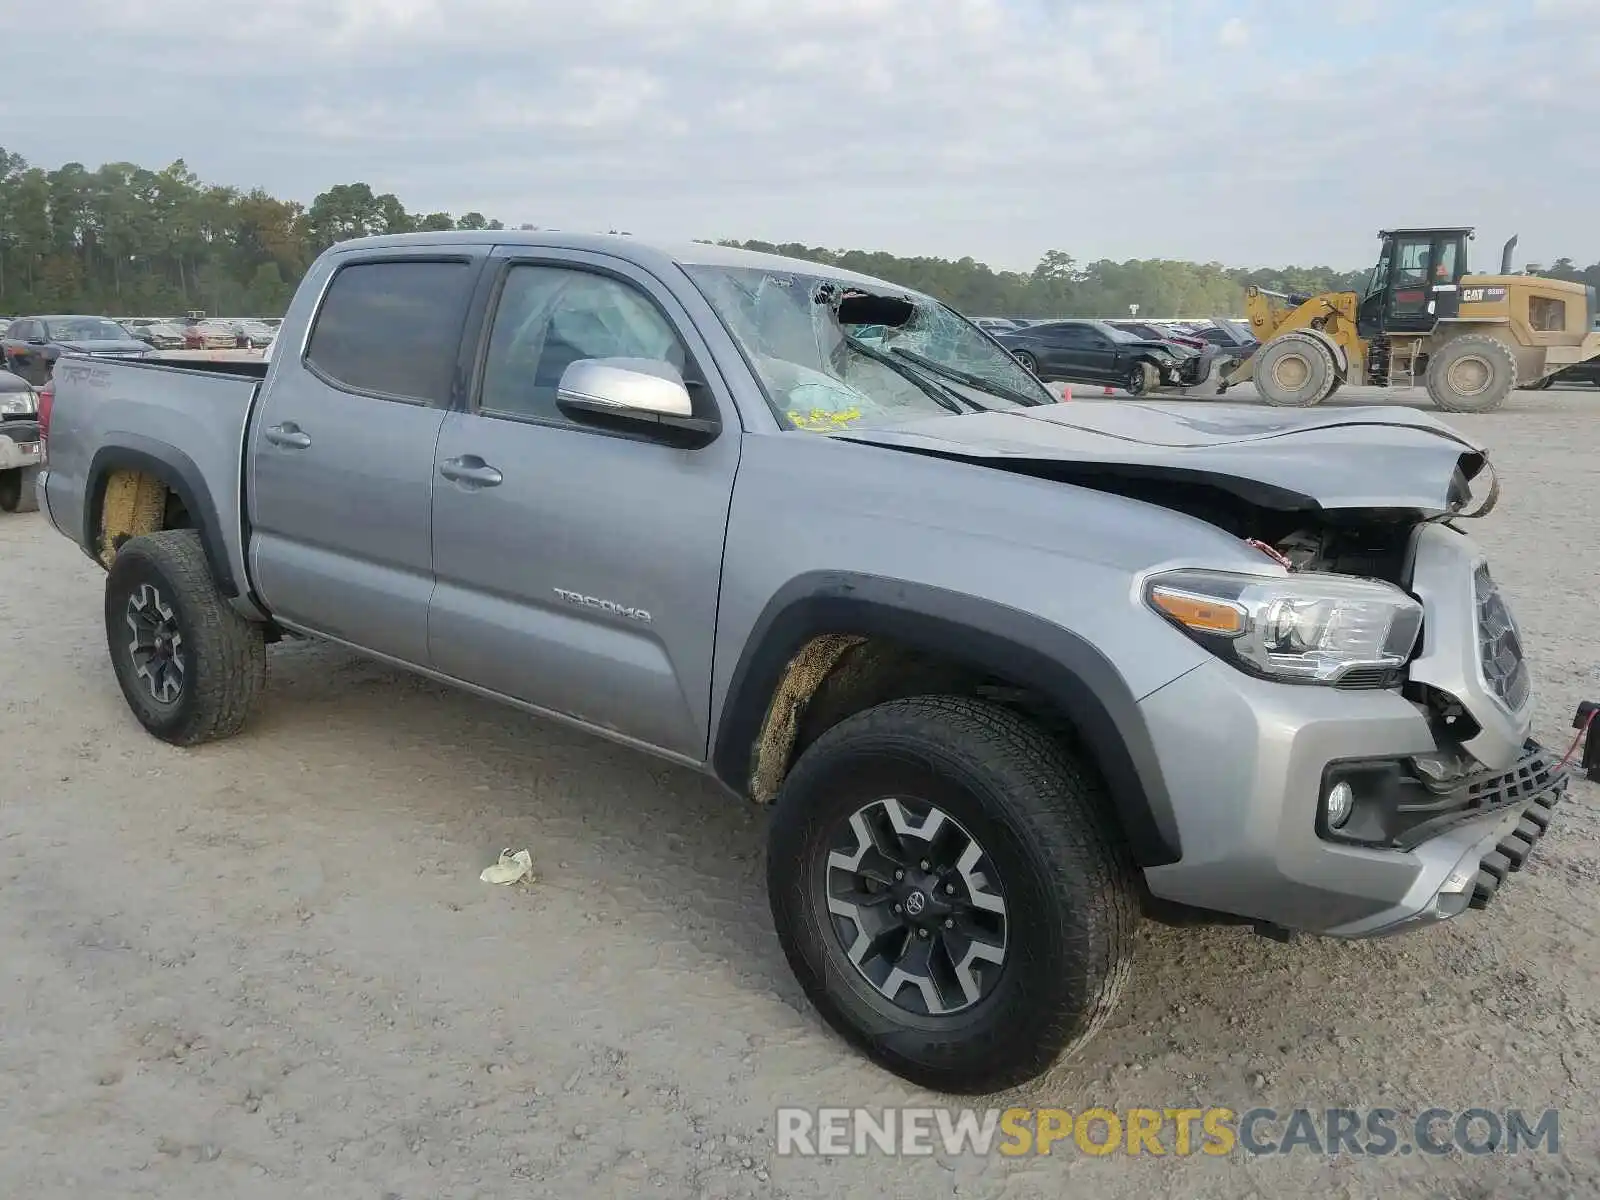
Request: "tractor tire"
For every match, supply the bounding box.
[1252,333,1337,407]
[1517,374,1555,391]
[767,695,1138,1093]
[0,465,39,514]
[1426,335,1517,413]
[1125,360,1159,396]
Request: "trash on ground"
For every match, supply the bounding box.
[480,848,534,885]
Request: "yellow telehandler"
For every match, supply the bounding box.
[1218,228,1600,411]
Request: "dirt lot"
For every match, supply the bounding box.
[2,385,1597,1199]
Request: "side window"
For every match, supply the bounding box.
[1434,240,1458,282]
[304,259,475,405]
[12,320,37,342]
[1395,239,1431,287]
[1366,252,1392,297]
[478,264,689,424]
[1048,324,1085,345]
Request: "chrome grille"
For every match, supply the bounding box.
[1474,565,1530,710]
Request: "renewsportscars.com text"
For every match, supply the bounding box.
[776,1106,1560,1158]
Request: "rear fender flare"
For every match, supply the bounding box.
[711,572,1182,867]
[84,437,238,598]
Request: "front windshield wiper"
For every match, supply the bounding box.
[887,346,1048,408]
[841,333,975,415]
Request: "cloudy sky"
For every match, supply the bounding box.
[9,0,1600,271]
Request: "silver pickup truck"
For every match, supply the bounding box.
[37,231,1571,1093]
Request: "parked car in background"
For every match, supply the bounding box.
[2,315,150,385]
[186,319,244,349]
[1107,320,1207,350]
[973,317,1023,334]
[1191,319,1259,351]
[232,319,277,348]
[1188,318,1260,376]
[149,321,190,349]
[996,318,1213,394]
[0,369,40,513]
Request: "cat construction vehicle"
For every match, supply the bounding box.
[1218,228,1600,411]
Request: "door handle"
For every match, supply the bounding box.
[264,422,311,449]
[439,456,503,487]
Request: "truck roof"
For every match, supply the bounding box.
[329,230,915,295]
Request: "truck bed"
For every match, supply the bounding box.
[42,355,261,597]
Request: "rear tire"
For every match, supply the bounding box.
[1012,350,1039,375]
[1252,333,1337,406]
[104,529,267,746]
[1426,334,1517,413]
[0,466,38,514]
[767,695,1138,1094]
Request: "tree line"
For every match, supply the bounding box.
[3,149,1598,320]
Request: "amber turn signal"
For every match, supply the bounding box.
[1149,586,1246,636]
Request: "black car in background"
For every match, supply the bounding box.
[994,318,1213,395]
[2,315,150,385]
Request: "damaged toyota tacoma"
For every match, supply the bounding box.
[35,232,1575,1093]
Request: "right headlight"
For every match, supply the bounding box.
[1145,568,1424,686]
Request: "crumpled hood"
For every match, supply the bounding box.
[828,401,1491,515]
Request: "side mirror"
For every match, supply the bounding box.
[555,357,719,448]
[28,336,47,346]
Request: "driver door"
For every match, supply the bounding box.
[426,248,742,760]
[1386,236,1433,331]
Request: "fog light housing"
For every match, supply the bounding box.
[1325,780,1355,829]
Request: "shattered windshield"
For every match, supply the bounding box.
[683,264,1053,432]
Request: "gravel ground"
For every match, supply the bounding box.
[1,384,1597,1199]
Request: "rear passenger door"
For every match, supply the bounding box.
[427,249,741,760]
[247,251,484,665]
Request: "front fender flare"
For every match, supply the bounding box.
[712,572,1182,867]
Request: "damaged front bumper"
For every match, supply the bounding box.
[1319,743,1568,937]
[1137,520,1571,939]
[1136,662,1570,939]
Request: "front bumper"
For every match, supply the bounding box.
[1175,347,1218,386]
[1138,660,1568,938]
[0,419,42,471]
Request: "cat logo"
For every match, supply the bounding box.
[1461,286,1508,304]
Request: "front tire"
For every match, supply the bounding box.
[1252,332,1337,406]
[767,696,1138,1093]
[0,465,39,513]
[104,529,267,746]
[1426,334,1517,413]
[1125,361,1159,396]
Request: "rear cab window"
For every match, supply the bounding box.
[304,258,476,405]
